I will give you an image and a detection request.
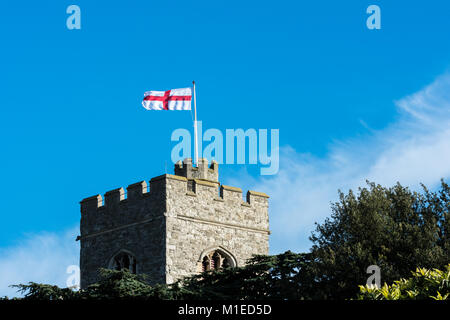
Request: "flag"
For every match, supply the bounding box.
[142,87,192,110]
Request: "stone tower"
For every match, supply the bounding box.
[78,158,270,288]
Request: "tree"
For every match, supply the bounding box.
[173,251,310,300]
[11,283,79,300]
[81,268,154,299]
[307,180,450,299]
[12,269,174,300]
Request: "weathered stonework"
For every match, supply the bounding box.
[78,158,269,288]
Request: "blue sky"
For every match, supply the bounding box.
[1,1,450,295]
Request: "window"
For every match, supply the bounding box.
[111,251,137,274]
[201,249,234,272]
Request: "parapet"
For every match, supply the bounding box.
[174,158,218,182]
[79,159,269,236]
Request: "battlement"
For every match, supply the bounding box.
[79,159,269,238]
[80,174,268,213]
[174,158,219,182]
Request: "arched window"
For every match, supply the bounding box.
[202,256,210,271]
[110,251,137,274]
[200,249,235,272]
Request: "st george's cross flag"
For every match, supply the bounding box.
[142,87,192,110]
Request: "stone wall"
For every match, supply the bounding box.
[79,179,168,288]
[164,173,269,283]
[80,219,166,287]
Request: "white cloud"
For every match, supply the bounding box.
[0,227,79,298]
[227,73,450,254]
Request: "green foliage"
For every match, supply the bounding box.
[358,264,450,300]
[308,180,450,299]
[81,268,153,299]
[173,251,310,300]
[11,283,79,300]
[7,253,310,300]
[10,269,174,300]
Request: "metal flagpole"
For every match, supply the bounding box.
[193,81,199,166]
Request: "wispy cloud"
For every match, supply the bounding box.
[227,73,450,254]
[0,227,79,298]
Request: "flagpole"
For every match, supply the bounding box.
[193,81,199,167]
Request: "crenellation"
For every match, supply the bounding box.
[246,190,270,205]
[174,158,219,182]
[174,158,193,177]
[80,178,266,220]
[220,185,243,202]
[104,187,125,206]
[126,181,147,200]
[193,179,219,195]
[80,194,103,214]
[197,158,208,179]
[209,160,218,173]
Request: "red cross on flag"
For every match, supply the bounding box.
[142,87,192,110]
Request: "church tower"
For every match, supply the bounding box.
[78,159,270,288]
